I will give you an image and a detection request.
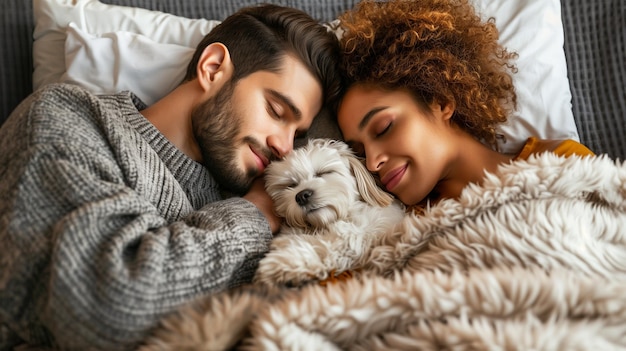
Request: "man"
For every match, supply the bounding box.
[0,4,341,350]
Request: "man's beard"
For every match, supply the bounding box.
[191,80,263,195]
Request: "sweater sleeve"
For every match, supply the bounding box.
[24,146,272,350]
[0,88,273,350]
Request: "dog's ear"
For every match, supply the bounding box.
[347,155,394,207]
[321,139,394,206]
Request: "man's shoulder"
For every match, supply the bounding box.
[8,83,139,154]
[37,82,90,94]
[32,83,99,107]
[2,84,93,141]
[33,83,129,111]
[29,83,136,129]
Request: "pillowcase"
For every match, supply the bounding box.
[33,0,579,153]
[32,0,219,92]
[472,0,579,152]
[63,23,194,106]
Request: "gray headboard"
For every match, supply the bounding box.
[560,0,626,159]
[1,0,624,159]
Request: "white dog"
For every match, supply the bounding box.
[254,138,406,286]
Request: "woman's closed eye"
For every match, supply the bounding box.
[374,120,392,138]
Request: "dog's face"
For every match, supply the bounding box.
[265,139,393,230]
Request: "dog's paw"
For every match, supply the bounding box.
[254,239,331,287]
[254,252,329,287]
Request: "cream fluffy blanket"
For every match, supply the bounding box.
[142,153,626,350]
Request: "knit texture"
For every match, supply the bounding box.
[0,83,273,350]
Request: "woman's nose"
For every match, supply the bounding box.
[365,147,385,172]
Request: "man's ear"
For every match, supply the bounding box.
[196,42,233,93]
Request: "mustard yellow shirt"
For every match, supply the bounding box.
[514,137,594,160]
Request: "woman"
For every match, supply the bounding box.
[336,0,593,211]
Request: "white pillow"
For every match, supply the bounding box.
[33,0,579,153]
[63,24,194,106]
[32,0,219,92]
[472,0,579,152]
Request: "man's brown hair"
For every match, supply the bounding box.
[185,4,342,109]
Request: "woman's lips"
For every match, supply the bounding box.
[381,164,407,191]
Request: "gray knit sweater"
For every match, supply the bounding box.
[0,83,273,350]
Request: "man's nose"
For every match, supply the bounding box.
[267,132,294,159]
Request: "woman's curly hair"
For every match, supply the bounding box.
[338,0,518,149]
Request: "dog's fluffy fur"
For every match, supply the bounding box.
[254,138,406,286]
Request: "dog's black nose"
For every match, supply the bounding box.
[295,189,313,206]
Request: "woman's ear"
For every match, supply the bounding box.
[430,100,455,121]
[196,42,233,93]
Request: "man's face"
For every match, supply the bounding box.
[192,54,323,195]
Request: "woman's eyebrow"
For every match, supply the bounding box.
[358,106,388,130]
[267,89,302,120]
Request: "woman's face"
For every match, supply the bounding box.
[337,85,457,205]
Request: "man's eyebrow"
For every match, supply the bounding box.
[358,106,388,130]
[268,89,302,120]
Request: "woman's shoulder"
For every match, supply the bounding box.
[514,137,594,160]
